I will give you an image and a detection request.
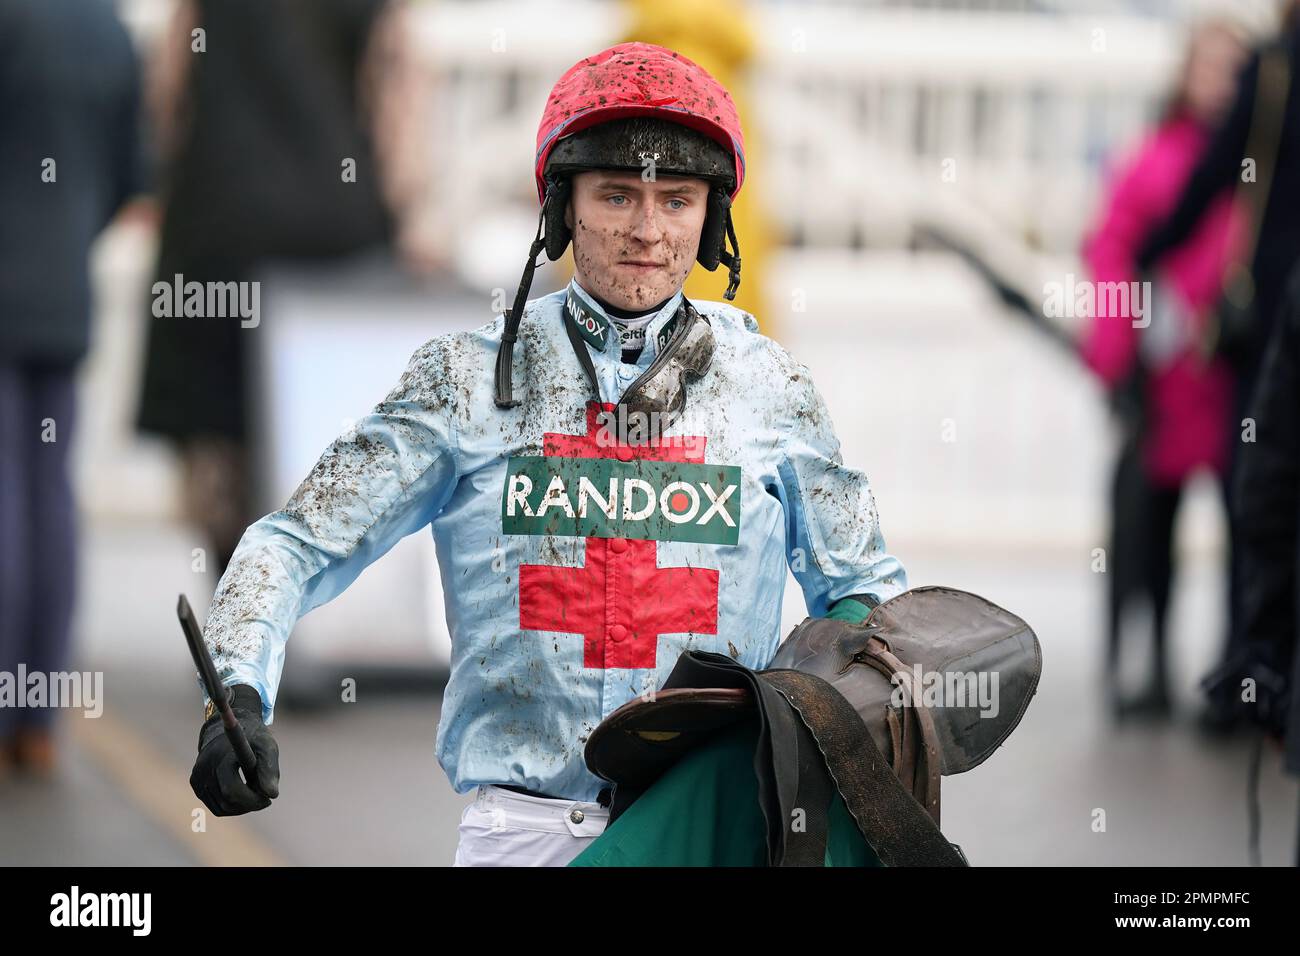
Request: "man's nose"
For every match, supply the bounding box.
[629,202,663,245]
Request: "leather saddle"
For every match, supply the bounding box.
[584,586,1042,866]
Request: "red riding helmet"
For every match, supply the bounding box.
[534,42,746,203]
[496,43,745,407]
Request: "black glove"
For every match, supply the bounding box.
[190,684,280,816]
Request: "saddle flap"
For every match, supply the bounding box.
[770,586,1041,776]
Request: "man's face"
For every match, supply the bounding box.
[564,169,709,311]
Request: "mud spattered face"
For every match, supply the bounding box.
[566,170,708,311]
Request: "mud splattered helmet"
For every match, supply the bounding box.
[495,42,746,408]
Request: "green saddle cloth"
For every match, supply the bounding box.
[570,721,883,867]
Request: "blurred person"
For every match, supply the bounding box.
[136,0,435,575]
[0,0,147,776]
[1138,2,1300,731]
[1080,20,1247,720]
[185,42,916,866]
[1227,265,1300,862]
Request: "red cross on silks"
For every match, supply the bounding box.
[518,402,720,669]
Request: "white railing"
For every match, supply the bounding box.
[407,3,1183,255]
[118,0,1260,254]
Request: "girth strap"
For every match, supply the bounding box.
[643,650,967,866]
[759,669,968,867]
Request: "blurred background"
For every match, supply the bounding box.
[1,0,1297,865]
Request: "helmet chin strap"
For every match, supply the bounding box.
[719,207,742,301]
[494,190,552,409]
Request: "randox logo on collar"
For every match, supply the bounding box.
[564,285,682,354]
[565,286,613,350]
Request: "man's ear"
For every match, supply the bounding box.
[564,199,574,232]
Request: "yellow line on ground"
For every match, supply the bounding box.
[67,711,286,867]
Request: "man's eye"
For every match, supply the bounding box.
[608,195,629,206]
[666,199,686,210]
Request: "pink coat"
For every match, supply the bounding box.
[1081,114,1243,486]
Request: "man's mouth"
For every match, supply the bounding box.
[620,261,663,270]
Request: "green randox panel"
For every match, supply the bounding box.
[501,456,742,546]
